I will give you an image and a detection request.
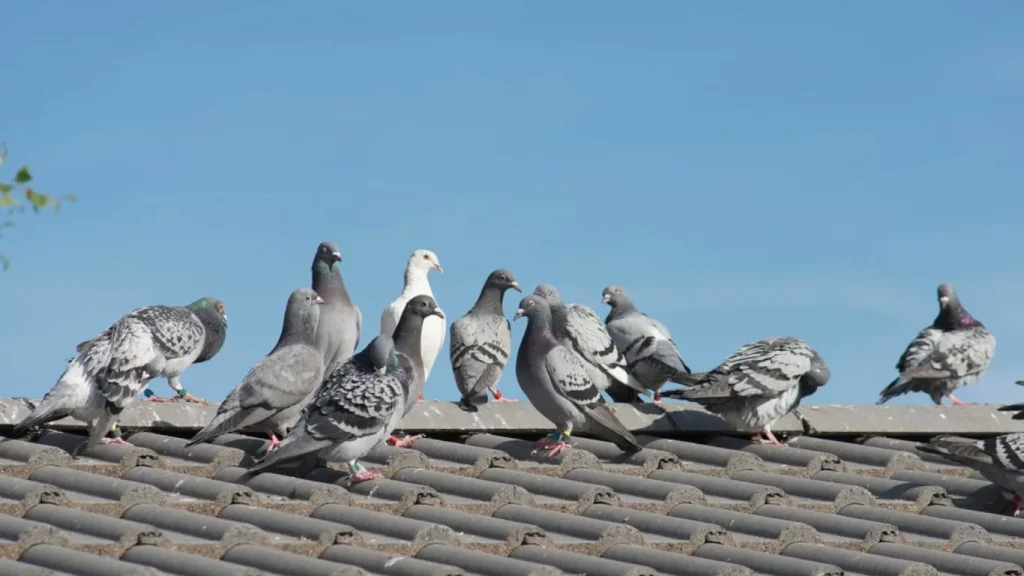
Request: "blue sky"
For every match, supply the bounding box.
[2,1,1022,408]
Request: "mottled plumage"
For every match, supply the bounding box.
[242,295,443,483]
[533,284,649,403]
[514,295,641,457]
[186,288,325,451]
[450,269,521,411]
[663,337,830,445]
[602,285,693,403]
[312,241,363,376]
[878,283,995,406]
[381,249,445,400]
[14,297,228,455]
[920,434,1024,516]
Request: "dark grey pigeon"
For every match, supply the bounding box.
[450,269,522,411]
[14,297,228,456]
[312,241,363,375]
[919,434,1024,516]
[602,285,695,404]
[533,284,650,404]
[662,337,830,445]
[514,294,642,458]
[185,288,325,452]
[878,283,995,406]
[241,295,443,484]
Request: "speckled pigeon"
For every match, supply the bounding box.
[533,284,650,403]
[449,269,521,411]
[662,337,830,445]
[877,283,995,406]
[185,288,324,452]
[380,249,445,400]
[13,297,228,455]
[514,294,642,457]
[241,295,443,484]
[920,434,1024,516]
[601,285,695,404]
[312,241,362,376]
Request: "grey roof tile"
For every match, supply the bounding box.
[20,543,162,576]
[5,401,1024,575]
[0,557,60,576]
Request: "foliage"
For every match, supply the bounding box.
[0,144,77,270]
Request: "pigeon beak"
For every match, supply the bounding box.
[601,294,611,304]
[432,307,445,319]
[939,296,950,307]
[510,281,522,293]
[513,309,525,321]
[332,251,342,262]
[433,263,444,273]
[315,295,325,305]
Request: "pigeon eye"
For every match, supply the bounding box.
[422,254,429,260]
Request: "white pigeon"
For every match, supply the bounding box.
[380,249,445,399]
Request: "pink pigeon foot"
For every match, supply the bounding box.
[418,394,425,401]
[388,434,422,448]
[266,433,281,453]
[752,429,783,446]
[491,389,510,402]
[948,394,977,406]
[348,468,383,484]
[102,436,129,445]
[532,435,571,458]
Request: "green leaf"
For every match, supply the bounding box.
[14,166,32,185]
[25,188,50,212]
[0,182,12,195]
[0,195,15,208]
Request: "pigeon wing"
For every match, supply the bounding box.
[898,328,995,381]
[450,313,510,398]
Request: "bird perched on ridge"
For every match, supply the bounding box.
[919,434,1024,516]
[14,297,228,455]
[602,285,695,404]
[312,241,362,376]
[450,269,521,411]
[381,249,445,398]
[877,283,995,406]
[533,284,650,404]
[241,295,444,484]
[185,288,325,452]
[662,337,830,445]
[515,294,642,457]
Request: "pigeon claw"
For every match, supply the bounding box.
[531,436,571,458]
[347,468,383,484]
[102,437,129,445]
[752,429,783,446]
[266,434,282,453]
[948,394,976,407]
[388,434,422,448]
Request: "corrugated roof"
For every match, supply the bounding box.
[0,400,1023,576]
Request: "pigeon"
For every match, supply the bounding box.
[514,294,642,457]
[998,384,1024,420]
[380,249,445,399]
[312,241,363,376]
[185,288,325,452]
[241,295,444,484]
[877,283,995,406]
[533,284,649,403]
[601,285,695,404]
[919,434,1024,516]
[450,269,522,411]
[13,297,228,455]
[661,337,830,445]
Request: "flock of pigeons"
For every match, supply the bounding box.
[8,242,1019,507]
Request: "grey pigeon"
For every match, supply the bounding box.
[14,297,228,455]
[602,285,694,404]
[241,295,444,483]
[312,241,363,375]
[662,337,830,445]
[919,434,1024,516]
[514,294,642,457]
[450,269,522,411]
[878,283,995,406]
[185,288,325,452]
[533,284,649,403]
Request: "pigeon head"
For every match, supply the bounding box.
[402,295,446,321]
[513,294,551,322]
[187,297,228,363]
[281,287,324,344]
[601,285,631,307]
[799,352,831,399]
[937,283,957,309]
[315,242,342,267]
[486,269,521,293]
[533,283,562,305]
[934,283,982,329]
[409,249,444,274]
[394,295,445,361]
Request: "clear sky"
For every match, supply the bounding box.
[2,1,1022,408]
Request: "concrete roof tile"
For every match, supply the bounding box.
[20,543,162,576]
[3,400,1024,574]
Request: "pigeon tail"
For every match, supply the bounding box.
[918,436,993,468]
[14,359,93,437]
[876,376,913,405]
[585,404,643,453]
[185,406,275,448]
[669,371,705,386]
[243,431,331,478]
[457,390,488,412]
